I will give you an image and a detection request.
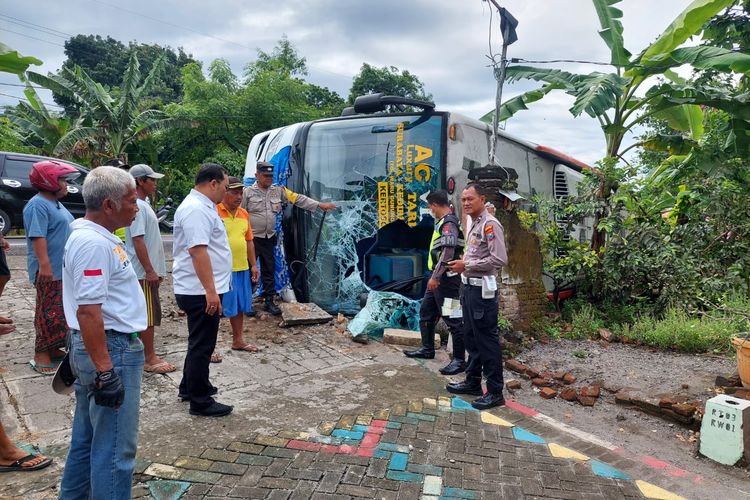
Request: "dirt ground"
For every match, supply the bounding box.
[507,338,750,483]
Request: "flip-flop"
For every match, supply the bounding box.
[0,324,15,336]
[0,316,13,324]
[210,352,223,363]
[144,361,177,374]
[29,360,58,376]
[0,454,53,473]
[232,344,259,353]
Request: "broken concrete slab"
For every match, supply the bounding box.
[382,328,440,348]
[279,302,333,327]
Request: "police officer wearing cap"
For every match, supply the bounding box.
[446,183,508,410]
[404,190,466,375]
[241,161,337,315]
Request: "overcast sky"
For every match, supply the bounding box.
[1,0,695,164]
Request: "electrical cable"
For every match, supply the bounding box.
[0,15,71,38]
[0,91,65,108]
[85,0,353,80]
[0,27,65,47]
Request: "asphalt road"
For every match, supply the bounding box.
[4,234,174,253]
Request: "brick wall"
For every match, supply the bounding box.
[496,211,548,333]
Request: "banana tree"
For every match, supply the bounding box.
[6,85,79,156]
[0,42,41,75]
[484,0,750,252]
[26,51,193,164]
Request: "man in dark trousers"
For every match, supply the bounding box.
[446,183,508,410]
[404,190,466,375]
[241,161,336,315]
[172,164,233,417]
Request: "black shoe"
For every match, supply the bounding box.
[264,298,281,316]
[403,347,435,359]
[245,311,256,317]
[471,392,506,410]
[446,380,483,396]
[190,401,233,417]
[179,385,218,402]
[439,359,466,375]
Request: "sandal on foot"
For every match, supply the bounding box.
[210,352,223,363]
[0,454,53,472]
[0,315,13,324]
[144,361,177,374]
[232,343,258,353]
[29,360,58,376]
[0,324,15,336]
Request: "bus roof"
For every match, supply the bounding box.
[250,110,593,174]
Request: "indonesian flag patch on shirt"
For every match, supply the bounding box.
[83,269,103,277]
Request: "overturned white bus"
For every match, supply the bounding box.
[244,94,592,314]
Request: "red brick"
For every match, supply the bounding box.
[360,433,380,449]
[672,403,697,417]
[560,388,578,401]
[505,359,528,374]
[615,391,631,404]
[563,373,576,385]
[356,448,375,458]
[553,371,566,380]
[338,445,358,455]
[598,328,614,342]
[506,380,522,390]
[370,420,388,428]
[540,388,557,399]
[366,426,385,435]
[321,445,340,454]
[525,367,540,379]
[532,378,552,387]
[659,398,677,408]
[287,440,321,452]
[580,386,600,398]
[578,396,596,407]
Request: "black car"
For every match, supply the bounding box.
[0,152,89,235]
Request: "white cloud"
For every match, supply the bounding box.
[0,0,711,163]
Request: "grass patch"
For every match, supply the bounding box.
[573,350,588,359]
[622,307,740,353]
[567,303,603,340]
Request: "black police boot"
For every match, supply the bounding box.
[404,322,435,359]
[439,358,466,375]
[264,296,281,316]
[446,378,483,396]
[471,392,506,410]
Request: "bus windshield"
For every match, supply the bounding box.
[300,114,444,313]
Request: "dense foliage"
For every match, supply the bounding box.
[1,37,429,203]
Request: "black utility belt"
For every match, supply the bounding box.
[70,328,139,338]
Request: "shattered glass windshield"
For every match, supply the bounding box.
[302,114,444,313]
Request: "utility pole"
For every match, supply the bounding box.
[485,0,517,165]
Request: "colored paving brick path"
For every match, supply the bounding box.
[134,396,711,500]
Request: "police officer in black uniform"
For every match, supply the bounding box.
[404,190,466,375]
[446,183,508,410]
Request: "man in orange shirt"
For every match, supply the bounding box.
[217,177,260,353]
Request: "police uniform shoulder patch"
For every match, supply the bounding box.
[484,224,495,241]
[442,224,451,235]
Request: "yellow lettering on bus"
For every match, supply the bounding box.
[415,164,431,182]
[414,145,433,163]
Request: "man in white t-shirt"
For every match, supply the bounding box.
[172,163,233,417]
[125,164,174,374]
[59,166,147,500]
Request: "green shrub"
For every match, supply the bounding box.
[627,307,740,353]
[567,303,603,340]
